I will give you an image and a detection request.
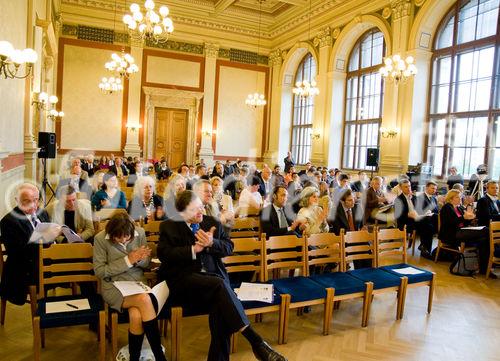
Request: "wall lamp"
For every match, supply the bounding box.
[32,92,64,120]
[380,127,399,138]
[311,132,321,140]
[0,40,37,79]
[126,122,143,132]
[202,129,216,137]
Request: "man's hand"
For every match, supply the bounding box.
[408,210,418,219]
[101,198,111,207]
[195,226,216,248]
[128,246,151,264]
[193,243,204,253]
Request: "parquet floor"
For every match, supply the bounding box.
[1,249,499,361]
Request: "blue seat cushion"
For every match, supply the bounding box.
[379,263,433,284]
[268,276,327,303]
[231,281,283,310]
[37,294,104,329]
[309,272,366,296]
[347,268,402,290]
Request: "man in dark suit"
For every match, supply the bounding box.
[0,183,51,305]
[414,181,439,255]
[476,180,500,227]
[109,157,129,178]
[157,191,286,361]
[257,166,273,200]
[81,154,96,177]
[283,151,295,173]
[261,186,303,238]
[394,179,417,233]
[350,171,369,194]
[57,158,93,200]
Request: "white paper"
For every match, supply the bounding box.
[461,226,486,231]
[236,282,273,303]
[45,298,90,313]
[113,281,169,317]
[28,222,61,244]
[150,281,169,316]
[61,226,84,243]
[391,266,425,275]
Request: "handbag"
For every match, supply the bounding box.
[449,249,479,277]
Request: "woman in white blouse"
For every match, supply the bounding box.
[237,176,263,215]
[297,186,329,235]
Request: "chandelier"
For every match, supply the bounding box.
[0,40,37,79]
[292,0,319,99]
[32,92,64,120]
[105,52,139,79]
[123,1,174,44]
[98,76,123,94]
[379,54,417,84]
[245,0,266,108]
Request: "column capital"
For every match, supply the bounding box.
[313,26,332,49]
[204,42,219,58]
[268,48,285,67]
[391,0,412,20]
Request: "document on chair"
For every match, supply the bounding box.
[235,282,274,303]
[391,266,425,275]
[45,298,91,313]
[461,226,486,231]
[113,281,169,316]
[61,225,84,243]
[28,222,61,244]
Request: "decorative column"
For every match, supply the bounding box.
[262,48,285,166]
[379,0,413,175]
[311,27,332,165]
[123,39,143,158]
[198,42,219,167]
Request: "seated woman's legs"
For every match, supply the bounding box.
[456,228,490,274]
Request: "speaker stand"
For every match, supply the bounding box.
[40,158,55,207]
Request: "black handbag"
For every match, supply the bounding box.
[449,249,479,276]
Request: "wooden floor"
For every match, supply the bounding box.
[1,249,499,361]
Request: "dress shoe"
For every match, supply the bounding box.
[420,250,433,260]
[252,341,287,361]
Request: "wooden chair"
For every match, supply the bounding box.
[344,230,408,325]
[376,227,435,316]
[486,221,500,279]
[230,217,261,238]
[263,234,334,344]
[408,230,418,256]
[142,220,163,243]
[434,212,476,262]
[306,232,373,328]
[29,243,105,361]
[123,187,134,201]
[93,209,128,233]
[223,236,289,350]
[236,206,261,218]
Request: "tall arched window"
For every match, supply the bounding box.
[291,53,317,165]
[342,29,385,170]
[426,0,500,178]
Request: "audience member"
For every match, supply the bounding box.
[446,166,464,190]
[127,161,148,187]
[109,157,129,179]
[283,151,295,173]
[91,172,127,211]
[238,175,263,212]
[468,164,490,200]
[272,165,285,187]
[351,171,369,194]
[125,156,135,174]
[127,176,166,223]
[81,154,96,177]
[363,176,393,224]
[57,158,93,199]
[194,179,234,227]
[210,176,234,213]
[476,180,500,227]
[296,186,329,235]
[258,166,273,200]
[211,162,226,179]
[298,161,312,177]
[93,213,166,361]
[156,161,172,181]
[318,181,332,216]
[261,186,303,237]
[98,155,111,170]
[163,174,187,218]
[157,191,286,361]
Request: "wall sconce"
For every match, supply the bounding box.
[311,132,321,140]
[380,127,399,138]
[202,129,216,137]
[0,40,37,79]
[32,92,64,120]
[126,122,142,132]
[47,109,64,121]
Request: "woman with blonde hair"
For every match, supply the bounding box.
[296,186,329,235]
[127,176,166,223]
[163,173,187,218]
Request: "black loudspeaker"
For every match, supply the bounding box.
[366,148,379,167]
[38,132,57,159]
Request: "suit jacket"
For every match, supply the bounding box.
[45,199,95,241]
[0,207,50,304]
[363,187,386,222]
[394,193,417,232]
[109,164,129,177]
[438,203,471,243]
[157,216,233,287]
[476,195,500,227]
[351,180,368,193]
[415,193,439,215]
[330,204,364,235]
[260,204,298,238]
[57,174,93,200]
[81,162,96,177]
[283,156,294,173]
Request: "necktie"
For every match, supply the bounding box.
[190,223,200,234]
[346,209,355,231]
[278,208,288,229]
[31,215,39,229]
[492,199,499,213]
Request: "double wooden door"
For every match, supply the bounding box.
[154,108,188,168]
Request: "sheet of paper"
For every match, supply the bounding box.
[236,282,273,303]
[391,266,425,275]
[28,222,61,244]
[150,281,169,317]
[45,298,90,313]
[461,226,486,231]
[61,226,84,243]
[113,281,151,297]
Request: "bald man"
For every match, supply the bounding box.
[0,183,50,305]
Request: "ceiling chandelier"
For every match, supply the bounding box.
[292,0,319,99]
[123,0,174,44]
[105,52,139,78]
[379,54,417,84]
[245,0,266,108]
[98,76,123,94]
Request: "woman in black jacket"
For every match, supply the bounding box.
[439,189,490,274]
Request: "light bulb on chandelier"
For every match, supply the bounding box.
[123,1,174,44]
[379,54,417,84]
[105,51,139,79]
[292,78,319,98]
[98,76,123,94]
[245,93,267,108]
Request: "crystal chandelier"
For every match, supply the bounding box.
[245,0,266,108]
[98,76,123,94]
[0,40,37,79]
[379,54,417,84]
[123,1,174,44]
[292,0,319,99]
[105,52,139,79]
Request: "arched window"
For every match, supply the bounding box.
[342,29,385,170]
[426,0,500,178]
[291,53,317,165]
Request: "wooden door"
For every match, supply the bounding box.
[154,108,188,168]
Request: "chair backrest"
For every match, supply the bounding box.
[237,206,261,217]
[76,192,88,200]
[38,243,96,296]
[490,221,500,260]
[306,232,344,274]
[93,208,128,221]
[230,217,261,238]
[222,237,263,281]
[143,220,162,243]
[376,226,407,266]
[343,230,376,268]
[262,234,306,281]
[123,187,134,201]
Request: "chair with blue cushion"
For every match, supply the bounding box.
[223,236,290,349]
[306,231,374,328]
[29,243,106,361]
[263,234,334,343]
[344,230,408,325]
[377,227,436,316]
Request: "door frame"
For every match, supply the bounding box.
[153,107,189,167]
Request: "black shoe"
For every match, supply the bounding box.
[252,341,287,361]
[420,250,433,260]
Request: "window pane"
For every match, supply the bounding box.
[476,0,500,39]
[349,44,359,72]
[437,15,455,49]
[458,0,479,44]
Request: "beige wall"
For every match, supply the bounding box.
[146,56,201,88]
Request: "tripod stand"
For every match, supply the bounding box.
[40,158,55,207]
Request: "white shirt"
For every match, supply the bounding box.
[238,188,262,209]
[487,193,499,212]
